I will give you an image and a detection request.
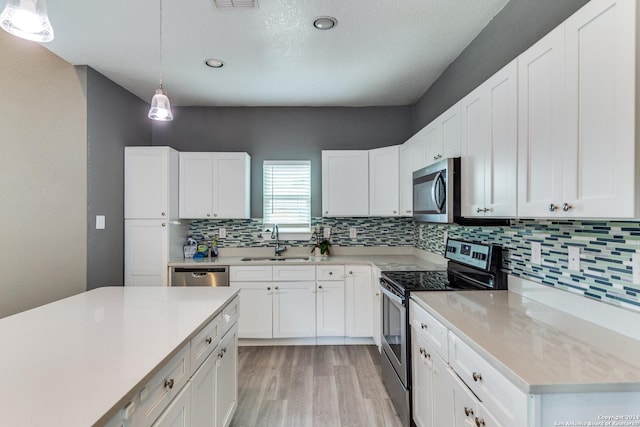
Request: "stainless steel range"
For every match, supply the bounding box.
[379,238,507,426]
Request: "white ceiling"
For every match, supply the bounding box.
[39,0,509,107]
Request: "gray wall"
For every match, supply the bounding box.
[152,106,412,217]
[85,67,151,290]
[412,0,590,131]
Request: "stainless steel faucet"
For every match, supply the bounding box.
[271,224,287,256]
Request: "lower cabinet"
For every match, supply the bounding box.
[233,283,273,338]
[316,280,345,336]
[272,281,317,338]
[215,324,238,427]
[152,383,191,427]
[345,265,374,338]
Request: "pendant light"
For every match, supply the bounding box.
[148,0,173,121]
[0,0,54,42]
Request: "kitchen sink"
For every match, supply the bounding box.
[240,256,310,262]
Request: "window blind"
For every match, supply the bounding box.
[263,160,311,231]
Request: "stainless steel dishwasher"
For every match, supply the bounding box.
[170,266,229,287]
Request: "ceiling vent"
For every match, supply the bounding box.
[212,0,258,8]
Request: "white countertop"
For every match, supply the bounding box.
[0,286,239,427]
[411,291,640,394]
[169,254,447,272]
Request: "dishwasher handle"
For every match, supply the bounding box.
[172,267,228,274]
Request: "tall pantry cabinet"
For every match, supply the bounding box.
[124,147,186,286]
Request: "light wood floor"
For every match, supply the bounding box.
[230,345,403,427]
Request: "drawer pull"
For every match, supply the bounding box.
[224,314,231,322]
[472,372,483,382]
[164,378,174,390]
[205,337,213,345]
[475,417,486,427]
[420,322,427,330]
[464,407,474,417]
[329,271,333,275]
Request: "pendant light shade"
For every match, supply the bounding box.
[148,86,174,121]
[0,0,54,42]
[148,0,173,121]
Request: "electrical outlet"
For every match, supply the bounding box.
[349,227,357,239]
[219,227,226,239]
[96,215,105,230]
[531,242,542,265]
[633,253,640,285]
[568,246,580,271]
[323,227,331,238]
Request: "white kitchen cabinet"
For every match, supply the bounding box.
[125,220,186,287]
[230,282,273,339]
[125,146,179,220]
[345,265,374,338]
[215,325,238,427]
[450,369,500,427]
[152,383,191,427]
[190,348,217,427]
[179,152,251,219]
[412,330,434,427]
[371,266,382,350]
[399,133,427,216]
[273,281,317,338]
[369,145,400,216]
[316,265,346,337]
[321,150,369,217]
[425,102,462,165]
[461,60,517,218]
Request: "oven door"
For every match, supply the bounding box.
[380,280,407,386]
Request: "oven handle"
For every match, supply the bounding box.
[379,283,405,307]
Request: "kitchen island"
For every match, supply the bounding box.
[0,286,239,427]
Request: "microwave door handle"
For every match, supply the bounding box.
[431,171,444,213]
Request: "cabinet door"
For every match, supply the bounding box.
[517,25,566,218]
[321,150,369,216]
[316,281,345,336]
[190,352,216,427]
[440,102,462,160]
[399,134,427,216]
[411,331,433,427]
[212,153,250,219]
[273,281,316,338]
[215,326,238,427]
[125,147,176,219]
[179,153,214,219]
[125,220,169,287]
[369,145,400,216]
[484,60,518,217]
[423,121,442,166]
[152,383,191,427]
[345,265,373,338]
[564,0,636,217]
[460,85,488,217]
[230,283,272,338]
[450,369,480,427]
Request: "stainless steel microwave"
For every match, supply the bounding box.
[412,157,460,223]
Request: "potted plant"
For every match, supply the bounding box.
[311,225,331,256]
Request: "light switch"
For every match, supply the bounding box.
[568,246,580,271]
[349,227,357,239]
[96,215,105,230]
[531,242,541,265]
[219,227,226,239]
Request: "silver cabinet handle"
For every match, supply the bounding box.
[406,210,412,213]
[267,286,271,291]
[329,271,333,275]
[349,271,353,275]
[164,378,174,390]
[562,203,572,212]
[420,323,427,330]
[275,286,279,290]
[214,213,218,217]
[472,372,483,382]
[475,417,486,427]
[393,210,397,214]
[161,223,166,227]
[318,285,323,289]
[549,204,557,212]
[464,407,474,417]
[161,211,166,216]
[206,213,211,217]
[205,337,212,345]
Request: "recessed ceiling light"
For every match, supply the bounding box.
[313,16,337,30]
[204,58,224,68]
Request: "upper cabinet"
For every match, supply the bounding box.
[322,150,369,217]
[518,0,637,218]
[425,102,462,165]
[399,133,427,217]
[125,146,179,219]
[461,60,518,218]
[179,152,251,219]
[369,145,400,216]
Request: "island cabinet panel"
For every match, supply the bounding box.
[151,383,191,427]
[190,351,217,427]
[215,324,238,427]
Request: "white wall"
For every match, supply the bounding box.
[0,31,87,317]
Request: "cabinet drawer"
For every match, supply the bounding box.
[410,301,448,361]
[221,295,239,335]
[230,266,272,282]
[316,265,345,280]
[273,265,315,281]
[133,344,191,426]
[190,315,220,375]
[448,332,526,427]
[450,367,503,427]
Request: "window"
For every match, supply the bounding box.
[263,160,311,231]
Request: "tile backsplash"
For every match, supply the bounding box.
[189,217,640,313]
